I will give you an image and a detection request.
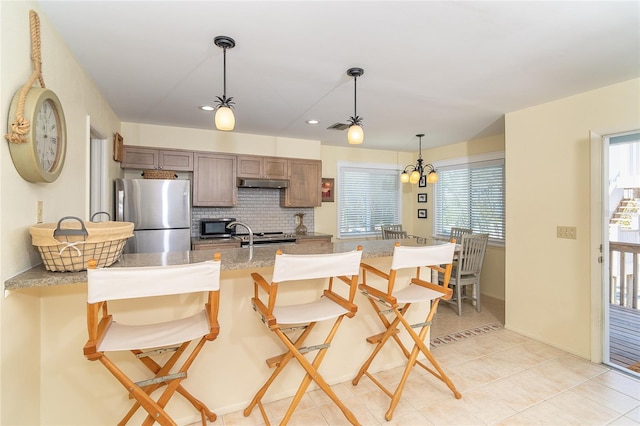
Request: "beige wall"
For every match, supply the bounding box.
[121,122,322,159]
[505,78,640,359]
[0,2,120,423]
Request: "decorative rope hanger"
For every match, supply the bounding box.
[5,10,46,144]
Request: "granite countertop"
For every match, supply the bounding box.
[4,237,439,291]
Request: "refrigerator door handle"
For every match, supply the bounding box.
[117,190,125,221]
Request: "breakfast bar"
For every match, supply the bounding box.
[5,238,447,424]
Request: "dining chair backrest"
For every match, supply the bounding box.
[381,224,403,239]
[382,229,410,240]
[458,233,489,275]
[449,227,472,243]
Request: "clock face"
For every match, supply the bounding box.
[35,99,61,172]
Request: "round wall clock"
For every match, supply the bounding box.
[7,87,67,183]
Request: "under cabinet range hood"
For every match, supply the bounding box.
[236,177,289,189]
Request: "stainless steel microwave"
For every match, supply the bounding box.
[200,218,236,239]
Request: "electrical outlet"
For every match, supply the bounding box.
[557,226,577,239]
[36,200,44,223]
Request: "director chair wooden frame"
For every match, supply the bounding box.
[351,242,461,421]
[83,254,221,426]
[243,247,363,425]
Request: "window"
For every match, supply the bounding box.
[434,153,505,243]
[337,162,401,238]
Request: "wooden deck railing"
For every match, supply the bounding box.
[610,242,640,309]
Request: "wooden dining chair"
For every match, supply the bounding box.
[440,233,489,315]
[243,247,363,425]
[352,242,460,421]
[381,224,403,239]
[449,227,473,242]
[382,229,411,240]
[83,254,221,426]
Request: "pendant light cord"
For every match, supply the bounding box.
[222,46,227,98]
[6,10,46,144]
[353,75,358,117]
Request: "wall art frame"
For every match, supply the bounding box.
[321,178,335,202]
[113,132,124,162]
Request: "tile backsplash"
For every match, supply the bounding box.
[191,188,314,236]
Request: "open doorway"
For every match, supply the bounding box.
[604,131,640,376]
[90,129,110,221]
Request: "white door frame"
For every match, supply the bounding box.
[590,128,640,365]
[590,130,605,364]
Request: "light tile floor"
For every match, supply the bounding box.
[214,297,640,426]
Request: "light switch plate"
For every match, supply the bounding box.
[36,200,43,223]
[557,226,576,239]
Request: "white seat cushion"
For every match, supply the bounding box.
[98,310,209,352]
[274,298,349,325]
[394,284,444,304]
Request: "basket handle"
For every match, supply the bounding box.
[53,216,88,238]
[90,211,111,222]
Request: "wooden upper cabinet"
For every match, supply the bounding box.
[192,152,237,207]
[121,146,193,171]
[237,155,287,179]
[159,150,194,171]
[281,159,322,207]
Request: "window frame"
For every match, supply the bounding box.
[336,161,402,239]
[433,152,505,245]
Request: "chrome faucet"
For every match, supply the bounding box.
[227,221,254,246]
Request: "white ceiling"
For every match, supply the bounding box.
[37,1,640,152]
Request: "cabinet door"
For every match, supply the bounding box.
[237,155,287,179]
[159,150,193,171]
[192,240,241,250]
[193,153,237,206]
[236,155,263,178]
[264,157,288,179]
[282,159,322,207]
[121,146,158,169]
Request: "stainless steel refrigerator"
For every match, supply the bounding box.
[115,178,191,253]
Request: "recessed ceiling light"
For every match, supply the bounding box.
[306,120,319,125]
[199,105,215,111]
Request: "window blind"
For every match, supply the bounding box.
[338,163,401,238]
[434,158,505,243]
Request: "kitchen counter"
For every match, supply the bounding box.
[5,237,435,291]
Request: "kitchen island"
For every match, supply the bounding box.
[5,237,450,425]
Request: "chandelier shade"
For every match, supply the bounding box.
[213,35,236,131]
[400,134,438,185]
[346,67,364,145]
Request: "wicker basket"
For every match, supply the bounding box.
[30,217,134,272]
[142,169,177,179]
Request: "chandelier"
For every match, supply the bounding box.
[400,134,438,184]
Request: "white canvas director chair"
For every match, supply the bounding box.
[352,242,460,421]
[83,254,221,426]
[243,247,363,425]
